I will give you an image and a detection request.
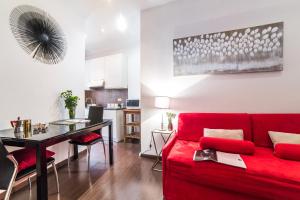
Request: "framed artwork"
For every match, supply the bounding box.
[173,22,283,76]
[10,5,67,65]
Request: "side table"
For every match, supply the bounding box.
[151,129,175,172]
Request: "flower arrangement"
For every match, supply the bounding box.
[166,112,176,131]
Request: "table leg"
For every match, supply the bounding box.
[152,131,174,172]
[151,131,161,171]
[157,133,172,157]
[108,124,114,165]
[36,144,48,200]
[152,131,159,156]
[73,144,78,160]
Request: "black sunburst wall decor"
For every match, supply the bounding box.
[9,5,67,65]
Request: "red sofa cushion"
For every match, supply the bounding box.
[71,132,102,143]
[251,114,300,147]
[12,148,55,172]
[166,139,300,199]
[200,137,255,155]
[274,143,300,161]
[177,113,252,142]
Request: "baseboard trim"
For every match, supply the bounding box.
[140,153,159,159]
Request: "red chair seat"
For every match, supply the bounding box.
[71,132,102,144]
[11,148,55,172]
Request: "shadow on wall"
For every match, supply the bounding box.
[53,95,66,120]
[141,75,209,98]
[140,74,208,123]
[141,70,285,118]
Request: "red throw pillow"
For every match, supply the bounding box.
[200,137,255,155]
[274,143,300,161]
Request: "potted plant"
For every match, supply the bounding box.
[166,112,176,131]
[60,90,80,119]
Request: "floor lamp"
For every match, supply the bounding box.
[154,96,170,131]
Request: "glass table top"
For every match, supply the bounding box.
[0,119,111,142]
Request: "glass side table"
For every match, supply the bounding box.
[151,129,175,172]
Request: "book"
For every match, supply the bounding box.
[193,149,247,169]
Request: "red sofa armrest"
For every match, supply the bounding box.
[162,132,178,158]
[162,132,178,196]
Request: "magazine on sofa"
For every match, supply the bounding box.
[193,149,247,169]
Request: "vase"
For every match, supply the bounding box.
[69,124,76,131]
[168,119,173,131]
[68,107,76,119]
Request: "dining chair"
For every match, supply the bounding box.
[0,138,59,200]
[68,106,106,168]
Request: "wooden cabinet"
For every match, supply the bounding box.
[124,109,141,142]
[85,53,128,89]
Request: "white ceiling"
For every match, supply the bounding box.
[84,0,176,58]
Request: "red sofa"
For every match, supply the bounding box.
[163,113,300,200]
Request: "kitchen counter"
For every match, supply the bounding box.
[104,108,125,110]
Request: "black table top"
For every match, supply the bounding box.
[0,119,112,146]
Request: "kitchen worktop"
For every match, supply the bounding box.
[104,108,125,110]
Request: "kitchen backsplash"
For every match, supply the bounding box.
[85,89,128,107]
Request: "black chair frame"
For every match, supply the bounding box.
[0,139,59,199]
[68,106,106,168]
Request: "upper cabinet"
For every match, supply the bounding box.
[85,57,105,88]
[85,53,128,89]
[104,53,128,89]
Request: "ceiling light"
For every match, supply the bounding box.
[101,27,105,33]
[116,14,127,32]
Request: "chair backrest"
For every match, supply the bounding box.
[88,106,104,125]
[0,138,16,190]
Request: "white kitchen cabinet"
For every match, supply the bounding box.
[85,53,128,89]
[101,109,124,142]
[85,57,105,88]
[104,53,128,89]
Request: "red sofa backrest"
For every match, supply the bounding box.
[177,113,252,142]
[250,114,300,147]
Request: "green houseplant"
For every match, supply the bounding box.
[166,112,176,131]
[60,90,80,119]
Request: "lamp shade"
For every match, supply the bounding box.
[155,96,170,109]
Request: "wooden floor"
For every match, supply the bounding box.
[11,143,162,200]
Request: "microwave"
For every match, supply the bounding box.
[126,99,140,109]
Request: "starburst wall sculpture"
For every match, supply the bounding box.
[173,22,283,76]
[9,5,67,65]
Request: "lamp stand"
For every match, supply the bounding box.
[160,112,164,131]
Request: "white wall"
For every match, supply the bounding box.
[141,0,300,155]
[127,46,141,99]
[0,1,87,162]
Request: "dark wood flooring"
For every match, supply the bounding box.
[10,143,162,200]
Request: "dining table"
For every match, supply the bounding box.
[0,119,113,200]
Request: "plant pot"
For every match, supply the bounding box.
[68,107,76,119]
[168,120,173,131]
